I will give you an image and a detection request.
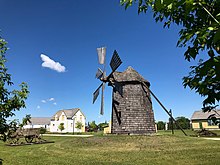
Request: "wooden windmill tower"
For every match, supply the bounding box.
[93,47,156,134]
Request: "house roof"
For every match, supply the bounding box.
[191,110,220,120]
[29,117,51,125]
[113,66,150,85]
[52,108,84,119]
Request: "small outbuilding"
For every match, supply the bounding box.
[191,110,220,130]
[23,117,51,130]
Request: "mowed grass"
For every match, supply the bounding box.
[0,132,220,165]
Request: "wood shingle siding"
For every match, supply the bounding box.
[111,67,156,134]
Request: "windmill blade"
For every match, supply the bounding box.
[97,47,106,64]
[93,84,102,104]
[95,68,103,79]
[110,50,122,72]
[100,83,105,115]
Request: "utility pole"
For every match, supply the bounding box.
[169,109,174,135]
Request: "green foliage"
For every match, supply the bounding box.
[19,114,31,128]
[0,35,29,141]
[0,119,19,142]
[175,116,191,129]
[58,123,65,132]
[75,121,84,130]
[39,127,47,134]
[120,0,220,111]
[183,56,220,111]
[208,111,220,125]
[157,121,165,130]
[168,116,190,130]
[98,122,108,131]
[88,121,98,132]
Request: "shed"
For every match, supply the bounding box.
[191,110,220,130]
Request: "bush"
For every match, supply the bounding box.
[39,127,46,134]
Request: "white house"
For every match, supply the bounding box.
[50,108,86,133]
[23,117,51,131]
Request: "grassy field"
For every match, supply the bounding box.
[0,131,220,165]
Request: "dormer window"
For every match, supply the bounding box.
[61,115,65,121]
[55,114,58,121]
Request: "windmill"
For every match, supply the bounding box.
[92,48,188,135]
[92,48,156,135]
[92,47,122,115]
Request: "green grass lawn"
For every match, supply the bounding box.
[0,132,220,165]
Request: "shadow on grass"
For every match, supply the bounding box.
[157,129,220,137]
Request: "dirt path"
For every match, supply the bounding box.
[203,138,220,141]
[44,134,93,137]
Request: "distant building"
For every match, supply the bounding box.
[50,108,86,133]
[23,117,51,130]
[104,121,112,134]
[191,110,220,130]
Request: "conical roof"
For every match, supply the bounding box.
[113,66,150,85]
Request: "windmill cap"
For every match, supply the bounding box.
[113,66,150,85]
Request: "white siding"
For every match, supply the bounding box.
[50,110,86,133]
[23,124,50,131]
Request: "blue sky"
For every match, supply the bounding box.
[1,0,204,123]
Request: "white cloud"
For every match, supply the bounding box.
[37,105,40,109]
[40,54,66,73]
[41,97,57,105]
[48,98,55,101]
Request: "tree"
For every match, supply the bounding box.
[120,0,220,112]
[157,121,166,130]
[75,121,84,130]
[0,119,19,142]
[175,116,190,129]
[39,127,47,134]
[209,112,220,125]
[0,35,29,141]
[98,121,109,131]
[167,116,190,130]
[88,121,98,132]
[19,114,31,128]
[58,123,65,132]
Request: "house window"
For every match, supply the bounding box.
[80,115,82,121]
[61,115,65,121]
[53,124,55,126]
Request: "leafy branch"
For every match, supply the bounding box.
[120,0,220,112]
